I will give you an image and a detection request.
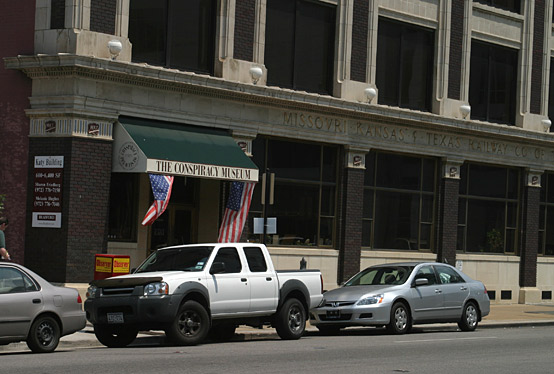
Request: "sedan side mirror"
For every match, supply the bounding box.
[210,261,226,274]
[414,278,429,287]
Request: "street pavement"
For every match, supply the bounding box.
[2,303,554,353]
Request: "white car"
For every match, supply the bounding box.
[0,262,86,352]
[310,262,490,334]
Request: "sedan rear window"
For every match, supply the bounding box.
[345,266,414,286]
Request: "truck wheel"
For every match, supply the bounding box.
[209,323,237,341]
[166,300,210,346]
[275,298,306,340]
[26,315,60,353]
[94,324,138,348]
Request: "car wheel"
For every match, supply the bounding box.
[275,298,306,340]
[94,324,138,348]
[26,315,60,353]
[316,325,341,335]
[165,300,210,346]
[209,323,237,341]
[387,302,412,335]
[458,301,479,331]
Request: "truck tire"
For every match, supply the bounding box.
[165,300,210,346]
[94,324,138,348]
[275,298,306,340]
[26,315,60,353]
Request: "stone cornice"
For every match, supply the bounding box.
[4,54,554,148]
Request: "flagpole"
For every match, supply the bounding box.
[262,168,270,245]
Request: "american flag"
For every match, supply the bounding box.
[141,174,174,226]
[218,181,255,243]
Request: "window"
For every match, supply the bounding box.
[458,163,520,253]
[362,152,437,251]
[435,265,465,284]
[211,247,242,273]
[469,40,518,125]
[265,0,336,95]
[539,173,554,255]
[129,0,216,74]
[0,267,39,294]
[474,0,521,14]
[376,17,435,112]
[248,138,338,247]
[108,173,139,241]
[414,265,437,285]
[244,247,268,272]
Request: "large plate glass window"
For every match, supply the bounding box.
[458,163,520,253]
[539,173,554,256]
[129,0,216,74]
[376,17,435,112]
[247,138,338,247]
[469,40,518,125]
[362,151,437,251]
[265,0,336,95]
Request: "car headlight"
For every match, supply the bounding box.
[356,294,384,306]
[86,285,97,299]
[144,282,169,296]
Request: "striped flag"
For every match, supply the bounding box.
[218,181,255,243]
[141,174,174,226]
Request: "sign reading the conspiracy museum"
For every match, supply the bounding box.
[147,159,259,182]
[32,156,64,228]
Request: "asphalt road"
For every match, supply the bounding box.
[2,326,553,374]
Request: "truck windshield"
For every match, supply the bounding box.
[135,246,214,273]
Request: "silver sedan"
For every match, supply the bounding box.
[0,262,86,352]
[310,262,490,334]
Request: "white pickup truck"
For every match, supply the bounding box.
[84,243,323,347]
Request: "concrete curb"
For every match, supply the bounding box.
[3,320,554,353]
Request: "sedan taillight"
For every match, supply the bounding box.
[77,294,83,304]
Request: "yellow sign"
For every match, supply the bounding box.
[95,257,113,273]
[113,258,130,274]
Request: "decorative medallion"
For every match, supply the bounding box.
[118,142,139,170]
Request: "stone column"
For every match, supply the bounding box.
[519,169,543,304]
[337,146,367,283]
[24,115,114,283]
[437,158,463,265]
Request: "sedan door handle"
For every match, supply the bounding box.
[241,278,247,282]
[460,286,468,291]
[32,299,41,304]
[434,289,442,294]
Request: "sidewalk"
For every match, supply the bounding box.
[2,303,554,353]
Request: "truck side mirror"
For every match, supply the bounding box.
[210,262,226,274]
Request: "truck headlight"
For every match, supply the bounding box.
[86,285,97,298]
[356,294,384,306]
[144,282,169,296]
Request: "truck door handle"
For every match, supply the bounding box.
[266,277,272,281]
[32,299,41,304]
[241,278,247,282]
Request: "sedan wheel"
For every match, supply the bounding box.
[387,302,411,334]
[458,301,479,331]
[26,316,60,353]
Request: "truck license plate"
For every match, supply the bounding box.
[326,310,341,319]
[107,312,124,324]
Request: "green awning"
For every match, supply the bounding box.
[112,117,259,182]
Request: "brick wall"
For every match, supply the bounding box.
[0,0,35,264]
[50,0,65,29]
[234,0,256,61]
[25,137,112,283]
[447,0,464,100]
[90,0,117,35]
[437,177,459,265]
[520,185,540,287]
[530,0,545,114]
[350,0,368,83]
[338,166,364,283]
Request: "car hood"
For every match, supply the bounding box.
[323,285,401,302]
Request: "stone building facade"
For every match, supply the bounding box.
[2,0,554,303]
